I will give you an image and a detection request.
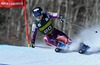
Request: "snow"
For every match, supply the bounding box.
[0,25,100,65]
[0,44,100,65]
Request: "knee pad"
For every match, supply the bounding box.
[56,36,71,44]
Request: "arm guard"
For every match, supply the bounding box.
[31,23,37,42]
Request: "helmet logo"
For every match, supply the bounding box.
[34,8,39,12]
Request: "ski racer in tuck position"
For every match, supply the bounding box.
[30,7,90,54]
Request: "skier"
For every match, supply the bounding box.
[30,7,90,54]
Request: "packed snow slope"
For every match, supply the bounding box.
[0,44,100,65]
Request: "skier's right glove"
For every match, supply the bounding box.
[30,40,35,48]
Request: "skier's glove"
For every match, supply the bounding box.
[59,15,65,23]
[30,40,35,48]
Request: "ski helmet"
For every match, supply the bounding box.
[32,7,43,17]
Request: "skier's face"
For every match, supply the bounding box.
[35,15,43,21]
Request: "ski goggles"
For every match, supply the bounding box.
[33,12,42,17]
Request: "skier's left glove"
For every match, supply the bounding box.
[30,40,35,48]
[59,15,65,23]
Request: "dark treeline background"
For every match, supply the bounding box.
[0,0,100,46]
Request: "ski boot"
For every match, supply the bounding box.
[55,48,62,52]
[55,41,66,52]
[78,43,90,54]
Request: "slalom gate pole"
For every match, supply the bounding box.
[23,0,30,47]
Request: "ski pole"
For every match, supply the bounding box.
[60,18,98,33]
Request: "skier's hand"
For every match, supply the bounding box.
[59,15,64,23]
[30,40,35,48]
